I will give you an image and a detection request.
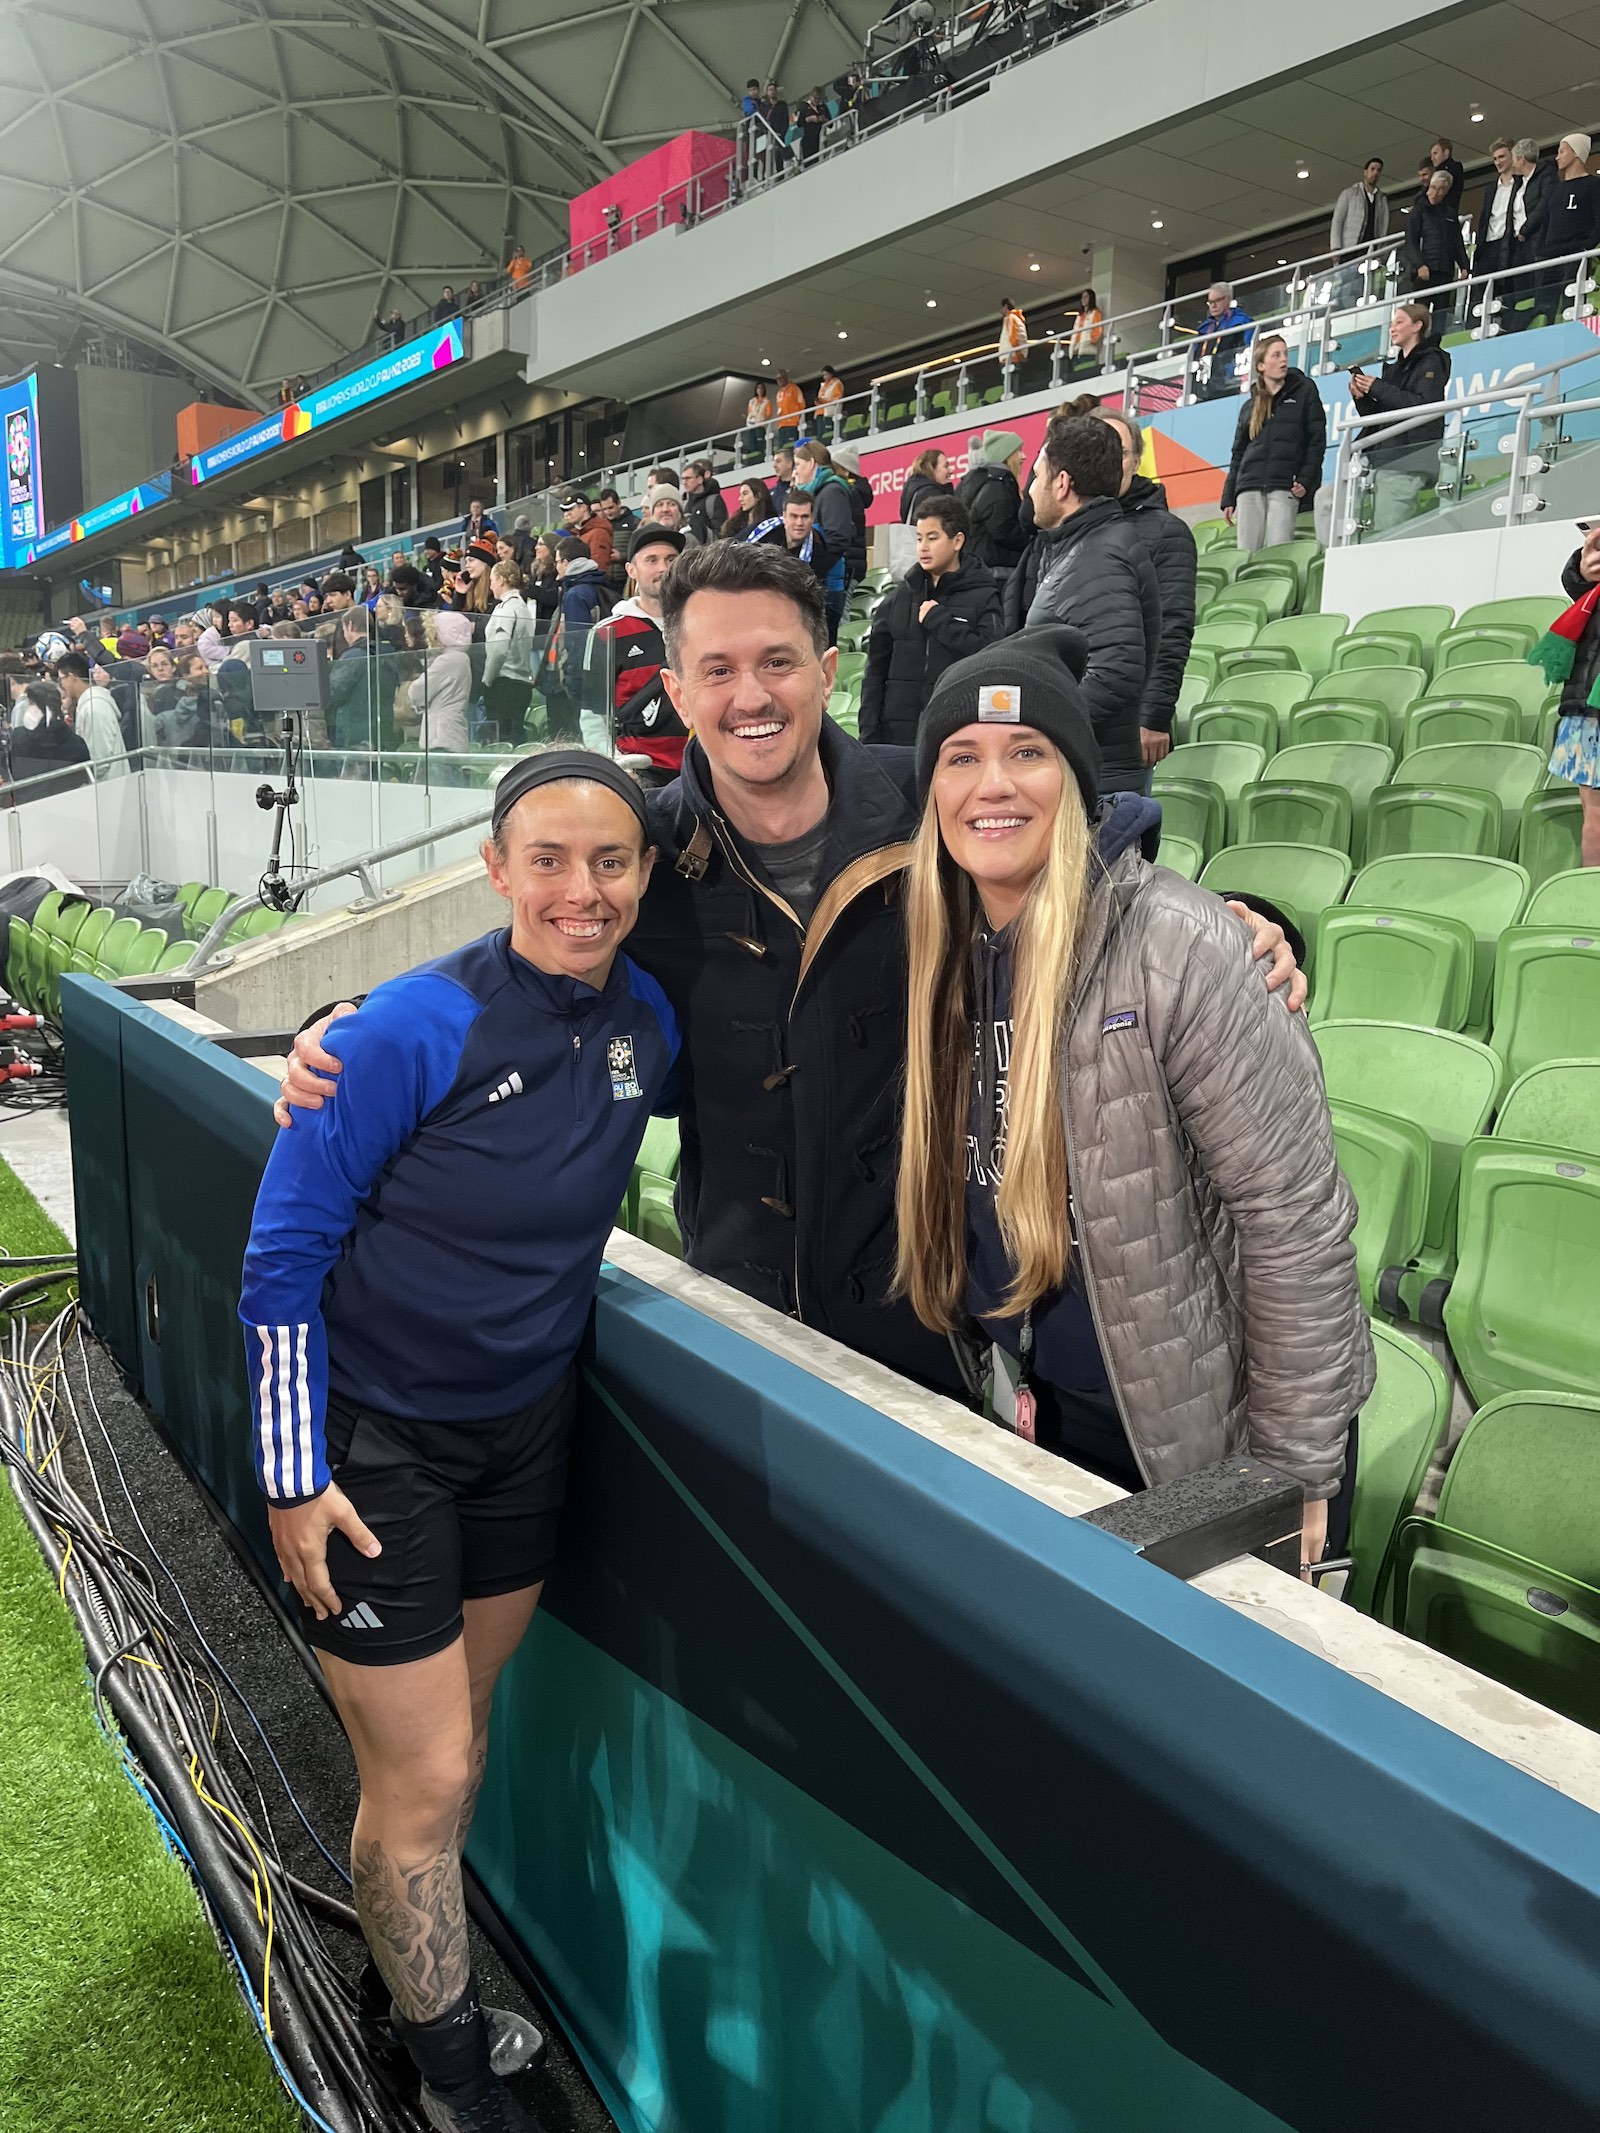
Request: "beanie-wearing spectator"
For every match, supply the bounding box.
[956,430,1029,572]
[409,609,473,757]
[860,494,1002,747]
[830,445,873,585]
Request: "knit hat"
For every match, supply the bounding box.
[115,629,150,658]
[981,429,1025,468]
[1528,582,1600,701]
[831,444,861,473]
[1561,131,1592,164]
[628,520,684,561]
[433,610,474,648]
[466,537,499,566]
[914,627,1099,810]
[644,485,681,513]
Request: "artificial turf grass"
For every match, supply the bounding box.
[0,1479,301,2133]
[0,1153,76,1319]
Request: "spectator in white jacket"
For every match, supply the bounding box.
[481,561,536,741]
[409,608,473,758]
[56,652,128,775]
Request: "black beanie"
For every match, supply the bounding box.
[914,626,1101,811]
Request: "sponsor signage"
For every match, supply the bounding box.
[1,371,43,570]
[28,474,173,561]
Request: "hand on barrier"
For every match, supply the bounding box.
[268,1481,381,1619]
[275,1001,358,1127]
[1227,902,1307,1014]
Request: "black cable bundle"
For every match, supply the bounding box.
[0,1271,430,2133]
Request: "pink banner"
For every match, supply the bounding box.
[568,132,734,268]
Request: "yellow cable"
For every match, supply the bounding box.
[189,1755,275,2036]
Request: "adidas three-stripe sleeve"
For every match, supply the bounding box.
[238,973,480,1504]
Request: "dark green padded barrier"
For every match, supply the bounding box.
[62,982,1600,2133]
[59,975,141,1381]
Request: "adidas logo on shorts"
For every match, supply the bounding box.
[340,1601,384,1630]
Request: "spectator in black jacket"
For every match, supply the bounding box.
[1530,132,1599,325]
[1474,137,1522,279]
[956,430,1029,573]
[1082,402,1196,768]
[1427,137,1465,216]
[900,447,954,524]
[1349,301,1451,532]
[1019,415,1159,793]
[831,445,873,583]
[1220,335,1326,553]
[1512,138,1554,267]
[859,495,1001,747]
[8,682,90,795]
[1404,169,1470,322]
[681,460,729,543]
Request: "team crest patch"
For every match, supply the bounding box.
[978,684,1021,723]
[608,1034,643,1101]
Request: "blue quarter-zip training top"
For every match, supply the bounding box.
[238,927,680,1504]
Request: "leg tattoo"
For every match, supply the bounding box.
[351,1834,471,2025]
[454,1742,487,1855]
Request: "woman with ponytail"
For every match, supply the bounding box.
[1219,333,1326,553]
[1533,520,1600,865]
[895,628,1372,1573]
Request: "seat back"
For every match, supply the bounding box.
[1155,833,1203,881]
[1495,1060,1600,1160]
[1456,595,1565,638]
[1328,1100,1430,1312]
[1445,1140,1600,1404]
[1390,743,1544,858]
[1286,701,1389,746]
[1264,741,1394,859]
[1252,613,1349,678]
[156,940,196,973]
[1425,659,1556,736]
[1189,703,1278,752]
[1491,925,1600,1078]
[118,928,169,979]
[176,880,207,917]
[1434,622,1538,672]
[1340,603,1454,665]
[1201,595,1270,634]
[1524,868,1600,929]
[1314,1019,1502,1259]
[1439,1390,1600,1583]
[1153,742,1265,837]
[187,887,231,939]
[97,917,145,977]
[1518,788,1583,886]
[1199,844,1351,968]
[1191,614,1259,652]
[1199,670,1311,719]
[44,936,70,1018]
[31,890,65,939]
[1151,778,1226,861]
[1236,780,1353,853]
[6,916,31,1009]
[1364,784,1502,863]
[1230,566,1298,621]
[1405,699,1518,753]
[1347,853,1528,1037]
[73,907,116,963]
[1347,1324,1453,1620]
[1312,908,1475,1031]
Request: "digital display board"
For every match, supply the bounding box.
[189,316,466,485]
[29,474,173,562]
[0,372,43,570]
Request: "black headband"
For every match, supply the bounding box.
[489,749,654,846]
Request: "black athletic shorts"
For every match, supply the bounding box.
[304,1366,577,1667]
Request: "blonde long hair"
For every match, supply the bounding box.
[1246,333,1289,442]
[895,760,1093,1332]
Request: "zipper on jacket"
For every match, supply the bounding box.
[570,1026,583,1125]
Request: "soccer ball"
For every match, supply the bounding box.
[33,630,70,665]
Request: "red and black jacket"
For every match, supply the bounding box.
[587,601,689,771]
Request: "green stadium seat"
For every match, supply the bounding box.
[1242,613,1349,680]
[1202,546,1255,584]
[1198,844,1352,970]
[1153,741,1265,840]
[1302,552,1324,615]
[1315,1019,1501,1307]
[1202,671,1312,724]
[1346,853,1529,1039]
[31,890,67,940]
[1455,595,1565,638]
[1242,539,1320,602]
[1193,567,1229,612]
[1390,743,1545,860]
[1328,1100,1430,1313]
[176,881,207,918]
[187,887,231,940]
[1332,604,1454,676]
[1236,779,1352,852]
[1151,778,1226,860]
[1191,615,1259,656]
[6,917,31,1009]
[1518,788,1583,886]
[1495,1060,1600,1160]
[1285,701,1389,747]
[44,936,70,1019]
[155,941,196,974]
[1425,659,1556,744]
[1446,1141,1600,1404]
[1309,665,1426,753]
[1347,1324,1453,1620]
[1189,704,1279,752]
[1262,741,1394,862]
[1155,833,1203,881]
[1490,926,1600,1079]
[1229,566,1298,621]
[1311,908,1475,1031]
[67,948,99,983]
[1391,1390,1600,1729]
[1172,672,1211,743]
[72,907,115,967]
[117,928,169,979]
[96,917,145,977]
[1523,868,1600,928]
[1184,648,1221,694]
[1432,622,1538,672]
[1191,518,1232,551]
[637,1116,681,1180]
[1364,784,1502,863]
[636,1176,683,1257]
[1404,698,1518,753]
[1200,594,1271,634]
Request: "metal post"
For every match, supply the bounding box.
[955,365,970,416]
[1049,338,1064,390]
[868,386,881,437]
[914,371,928,423]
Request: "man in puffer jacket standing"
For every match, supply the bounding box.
[1018,415,1159,794]
[956,430,1030,574]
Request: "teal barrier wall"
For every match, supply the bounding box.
[62,977,1600,2133]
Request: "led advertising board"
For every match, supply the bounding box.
[29,474,174,562]
[189,317,466,485]
[1,371,43,570]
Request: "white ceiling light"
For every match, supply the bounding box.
[1151,216,1164,230]
[925,297,937,308]
[1028,259,1041,272]
[837,329,848,340]
[1470,105,1484,122]
[1296,164,1310,180]
[760,355,770,365]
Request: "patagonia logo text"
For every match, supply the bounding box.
[1102,1009,1138,1034]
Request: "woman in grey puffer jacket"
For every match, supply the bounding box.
[896,628,1373,1573]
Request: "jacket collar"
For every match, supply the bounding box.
[1043,493,1122,556]
[1121,475,1167,514]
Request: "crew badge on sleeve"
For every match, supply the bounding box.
[608,1035,642,1101]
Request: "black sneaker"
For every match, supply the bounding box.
[358,1962,544,2076]
[419,2071,546,2133]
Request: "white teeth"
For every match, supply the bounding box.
[553,919,605,936]
[971,816,1026,830]
[732,721,783,738]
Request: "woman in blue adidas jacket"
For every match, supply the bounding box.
[238,750,678,2133]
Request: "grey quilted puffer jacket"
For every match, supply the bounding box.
[1063,845,1374,1499]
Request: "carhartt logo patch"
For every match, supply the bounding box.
[978,684,1020,723]
[1102,1009,1138,1034]
[608,1035,642,1101]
